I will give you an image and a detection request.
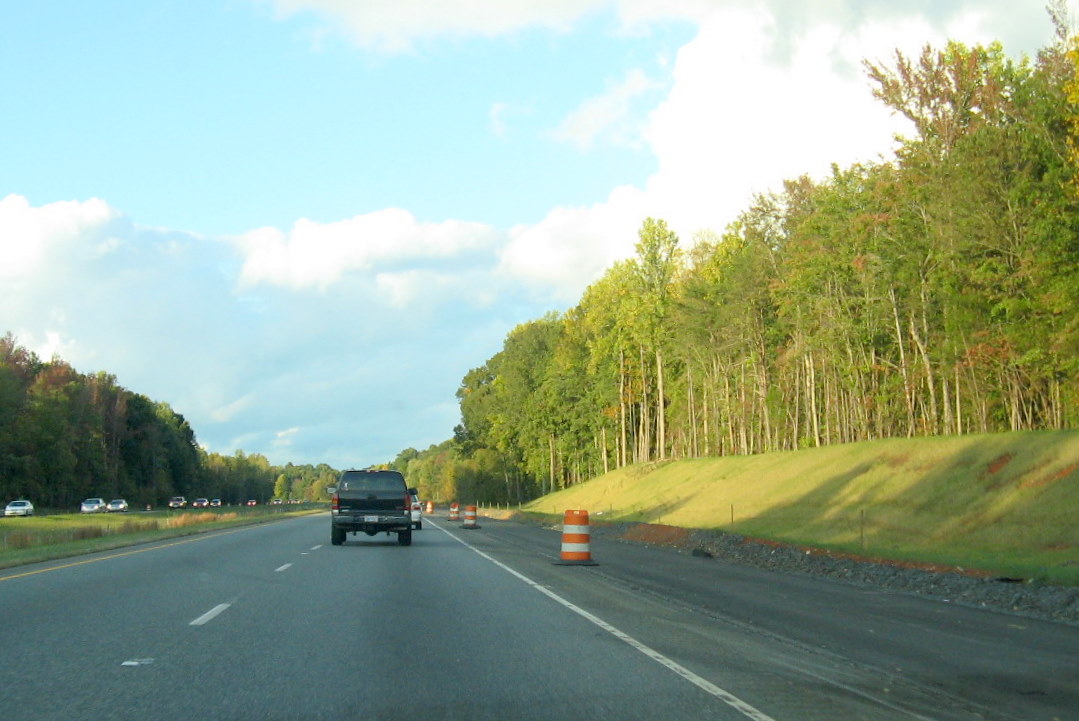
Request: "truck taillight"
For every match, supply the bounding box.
[403,493,410,512]
[331,493,340,511]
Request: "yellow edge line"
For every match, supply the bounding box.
[0,526,252,582]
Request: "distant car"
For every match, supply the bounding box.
[270,498,283,505]
[4,500,33,517]
[409,493,422,530]
[246,499,257,506]
[168,496,186,509]
[106,499,129,513]
[191,498,209,508]
[80,498,107,513]
[210,498,222,507]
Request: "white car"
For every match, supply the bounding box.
[80,498,107,513]
[4,500,34,517]
[409,493,422,530]
[106,499,129,512]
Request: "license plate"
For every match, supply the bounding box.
[364,515,379,523]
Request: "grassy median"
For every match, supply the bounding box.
[0,506,324,570]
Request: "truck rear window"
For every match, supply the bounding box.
[339,471,405,492]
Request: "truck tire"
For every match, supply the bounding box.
[331,527,345,545]
[398,529,412,546]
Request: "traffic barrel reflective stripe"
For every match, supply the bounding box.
[461,505,480,530]
[448,503,460,521]
[553,509,598,565]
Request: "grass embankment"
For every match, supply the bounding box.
[521,430,1079,585]
[0,506,323,570]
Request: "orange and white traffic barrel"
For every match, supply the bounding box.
[448,502,460,521]
[426,500,434,514]
[553,509,598,565]
[461,505,480,530]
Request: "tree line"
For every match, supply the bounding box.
[0,334,336,509]
[405,22,1079,504]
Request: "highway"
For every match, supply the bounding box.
[0,512,1075,721]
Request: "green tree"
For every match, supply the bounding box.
[631,218,681,460]
[273,473,289,500]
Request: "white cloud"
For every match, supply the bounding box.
[637,3,917,240]
[233,208,500,291]
[34,331,77,362]
[551,68,661,150]
[274,427,301,448]
[211,394,256,423]
[497,184,649,302]
[0,194,119,279]
[0,194,129,363]
[375,269,447,308]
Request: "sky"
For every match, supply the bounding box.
[0,0,1069,470]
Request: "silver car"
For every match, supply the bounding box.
[4,500,34,517]
[80,498,107,513]
[106,499,129,512]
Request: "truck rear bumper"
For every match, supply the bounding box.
[332,513,411,532]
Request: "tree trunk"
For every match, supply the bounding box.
[890,287,916,436]
[638,345,650,463]
[601,426,609,475]
[909,314,938,434]
[687,363,698,457]
[548,435,556,494]
[655,347,666,460]
[619,349,627,468]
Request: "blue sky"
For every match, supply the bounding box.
[0,0,1066,469]
[4,1,681,234]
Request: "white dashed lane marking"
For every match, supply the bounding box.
[190,603,231,626]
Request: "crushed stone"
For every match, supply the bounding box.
[586,521,1079,626]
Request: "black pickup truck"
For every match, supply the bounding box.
[330,469,415,546]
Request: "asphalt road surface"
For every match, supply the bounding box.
[0,513,1075,721]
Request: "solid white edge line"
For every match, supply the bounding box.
[275,563,292,572]
[190,603,231,626]
[430,519,778,721]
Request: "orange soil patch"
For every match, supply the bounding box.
[1020,462,1078,490]
[985,453,1013,476]
[619,523,693,545]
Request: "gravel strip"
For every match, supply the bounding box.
[586,521,1079,626]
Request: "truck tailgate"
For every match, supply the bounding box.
[337,492,405,513]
